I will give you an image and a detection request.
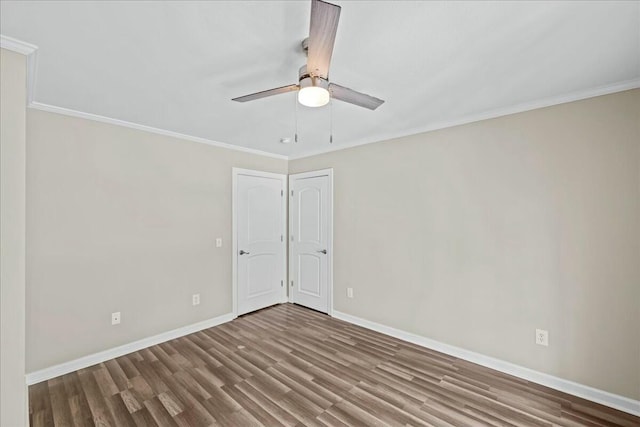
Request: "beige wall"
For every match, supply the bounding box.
[26,109,286,372]
[24,88,640,401]
[289,89,640,400]
[1,48,28,426]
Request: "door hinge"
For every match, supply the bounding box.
[290,280,294,287]
[281,190,283,196]
[290,235,294,242]
[281,280,284,287]
[281,235,283,242]
[291,190,293,197]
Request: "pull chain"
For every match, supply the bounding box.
[329,98,333,143]
[294,93,299,143]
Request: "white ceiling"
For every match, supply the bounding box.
[1,1,639,158]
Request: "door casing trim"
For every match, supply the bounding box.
[232,168,288,317]
[288,168,334,316]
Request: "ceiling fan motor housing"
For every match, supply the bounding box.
[298,65,329,90]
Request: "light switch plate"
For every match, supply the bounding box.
[216,238,222,248]
[192,294,200,306]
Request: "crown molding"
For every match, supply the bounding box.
[6,32,637,162]
[28,102,289,160]
[1,34,39,104]
[288,78,640,160]
[26,76,640,162]
[0,34,37,55]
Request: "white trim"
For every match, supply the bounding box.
[1,35,39,104]
[0,34,37,55]
[284,178,290,305]
[289,78,640,160]
[26,47,39,104]
[232,169,238,315]
[332,310,640,417]
[27,102,288,160]
[25,312,235,385]
[288,169,334,315]
[232,168,288,317]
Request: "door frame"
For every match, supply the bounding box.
[288,168,334,316]
[232,168,288,317]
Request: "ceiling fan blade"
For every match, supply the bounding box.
[232,84,299,103]
[329,83,385,110]
[307,0,341,79]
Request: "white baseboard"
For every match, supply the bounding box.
[332,310,640,417]
[25,308,640,416]
[25,312,236,385]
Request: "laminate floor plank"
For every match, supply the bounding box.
[30,381,55,427]
[77,368,116,427]
[105,359,132,392]
[129,376,155,403]
[105,394,137,427]
[120,389,143,414]
[29,303,638,426]
[48,377,74,427]
[221,384,287,427]
[116,356,141,380]
[235,380,301,427]
[130,406,160,427]
[68,393,95,427]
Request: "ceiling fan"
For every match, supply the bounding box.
[232,0,384,111]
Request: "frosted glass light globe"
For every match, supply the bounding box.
[298,86,330,107]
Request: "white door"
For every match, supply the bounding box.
[235,169,286,316]
[289,170,333,313]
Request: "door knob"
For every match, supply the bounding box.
[239,250,250,255]
[317,249,327,254]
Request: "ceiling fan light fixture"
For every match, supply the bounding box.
[298,76,330,107]
[298,86,330,107]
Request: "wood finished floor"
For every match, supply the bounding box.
[30,303,639,427]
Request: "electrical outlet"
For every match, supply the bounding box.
[111,312,121,325]
[535,329,549,346]
[192,294,200,306]
[216,238,222,248]
[347,288,354,298]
